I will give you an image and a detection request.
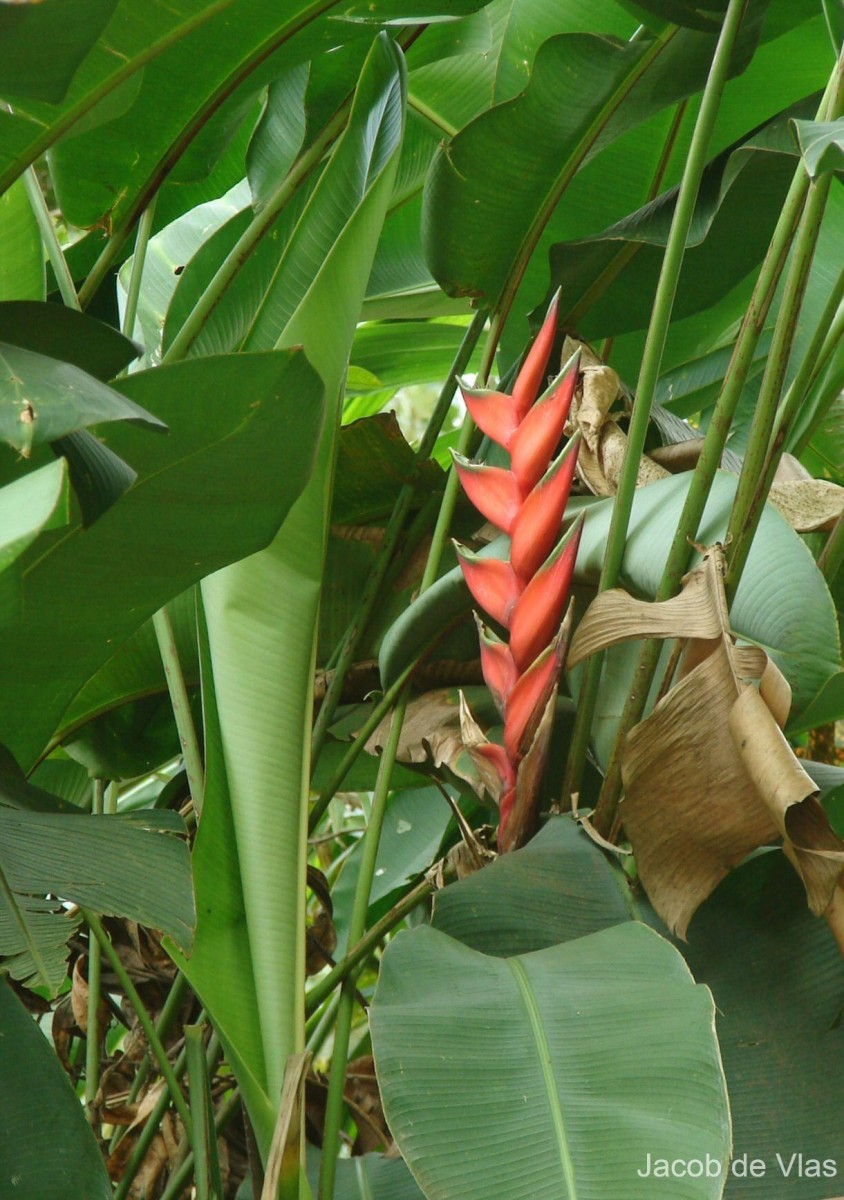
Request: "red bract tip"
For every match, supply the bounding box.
[508,514,584,673]
[453,454,520,534]
[511,291,560,419]
[476,741,516,794]
[475,616,518,717]
[454,543,522,629]
[510,436,580,583]
[497,784,516,838]
[503,639,562,762]
[509,351,579,494]
[460,384,520,449]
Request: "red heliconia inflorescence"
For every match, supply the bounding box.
[453,294,584,852]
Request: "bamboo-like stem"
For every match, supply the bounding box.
[153,605,205,816]
[308,663,416,834]
[818,511,844,582]
[725,58,844,601]
[84,910,193,1136]
[22,166,80,310]
[158,1087,241,1200]
[776,269,844,453]
[306,877,432,1017]
[560,0,754,813]
[121,198,158,341]
[317,695,408,1200]
[311,308,488,761]
[84,779,105,1121]
[306,989,342,1052]
[588,53,844,830]
[162,104,350,365]
[318,317,504,1197]
[186,1025,224,1200]
[127,971,190,1106]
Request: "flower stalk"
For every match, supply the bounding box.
[453,296,583,851]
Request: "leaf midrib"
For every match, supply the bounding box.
[507,956,578,1199]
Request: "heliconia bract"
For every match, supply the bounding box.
[454,295,583,851]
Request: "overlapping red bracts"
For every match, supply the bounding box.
[454,297,583,851]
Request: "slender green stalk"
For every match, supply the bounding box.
[818,512,844,582]
[84,910,193,1136]
[306,989,342,1053]
[22,166,80,310]
[317,696,408,1200]
[308,663,416,834]
[561,0,753,812]
[725,57,844,600]
[84,779,105,1120]
[186,1025,225,1200]
[153,605,205,816]
[158,1087,241,1200]
[121,198,158,340]
[306,877,431,1017]
[162,105,349,365]
[127,971,190,1106]
[589,63,844,829]
[311,308,488,760]
[775,268,844,452]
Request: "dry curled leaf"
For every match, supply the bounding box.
[569,545,844,936]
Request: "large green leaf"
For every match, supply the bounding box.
[0,0,118,104]
[0,178,43,303]
[174,34,406,1151]
[0,350,324,771]
[0,341,165,455]
[0,300,139,378]
[549,105,810,338]
[371,920,729,1200]
[305,1150,425,1199]
[422,15,766,310]
[431,818,844,1198]
[792,115,844,177]
[379,473,840,729]
[0,979,111,1200]
[0,790,194,993]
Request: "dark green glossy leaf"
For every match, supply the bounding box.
[550,104,808,337]
[0,0,118,104]
[0,802,193,992]
[0,301,139,379]
[423,17,766,310]
[0,979,111,1200]
[0,350,324,771]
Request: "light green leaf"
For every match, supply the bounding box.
[175,34,406,1151]
[792,115,844,177]
[0,341,165,456]
[0,350,324,771]
[0,459,68,580]
[0,178,43,303]
[371,921,729,1200]
[0,978,111,1200]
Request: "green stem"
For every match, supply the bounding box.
[121,198,158,341]
[153,605,205,816]
[306,989,342,1053]
[778,268,844,453]
[84,910,193,1137]
[84,779,105,1120]
[308,663,416,834]
[317,695,409,1200]
[561,0,753,813]
[591,159,812,830]
[186,1025,224,1200]
[306,876,431,1017]
[127,971,190,1106]
[162,105,349,365]
[158,1087,241,1200]
[818,512,844,583]
[22,167,80,310]
[311,309,487,761]
[724,56,844,600]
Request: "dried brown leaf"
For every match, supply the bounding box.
[767,478,844,532]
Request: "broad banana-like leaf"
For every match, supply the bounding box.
[0,979,111,1200]
[0,178,43,302]
[371,918,729,1200]
[172,34,406,1152]
[0,349,324,770]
